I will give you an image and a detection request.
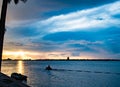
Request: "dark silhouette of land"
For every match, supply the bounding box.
[0,73,30,87]
[3,58,120,61]
[32,59,120,61]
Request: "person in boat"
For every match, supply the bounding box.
[45,65,52,70]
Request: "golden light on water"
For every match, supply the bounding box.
[17,61,24,74]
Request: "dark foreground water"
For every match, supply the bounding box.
[1,60,120,87]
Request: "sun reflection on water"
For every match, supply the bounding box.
[17,61,24,74]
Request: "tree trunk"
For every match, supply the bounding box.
[0,0,8,72]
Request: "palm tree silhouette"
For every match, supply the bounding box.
[0,0,27,72]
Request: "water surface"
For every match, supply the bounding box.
[2,60,120,87]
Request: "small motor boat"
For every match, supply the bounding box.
[45,65,52,70]
[11,73,27,84]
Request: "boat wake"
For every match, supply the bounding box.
[51,69,120,75]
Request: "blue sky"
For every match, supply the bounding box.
[0,0,120,59]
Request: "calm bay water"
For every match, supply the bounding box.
[1,60,120,87]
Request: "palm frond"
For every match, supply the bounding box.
[8,0,27,4]
[7,0,12,3]
[21,0,27,3]
[14,0,19,4]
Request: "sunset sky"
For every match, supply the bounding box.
[0,0,120,60]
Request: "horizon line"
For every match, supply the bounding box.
[3,58,120,61]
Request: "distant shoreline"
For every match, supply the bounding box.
[2,59,120,61]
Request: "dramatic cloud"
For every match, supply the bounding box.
[37,1,120,33]
[0,0,117,21]
[5,1,120,36]
[0,0,120,59]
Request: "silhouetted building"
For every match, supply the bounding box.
[67,57,70,60]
